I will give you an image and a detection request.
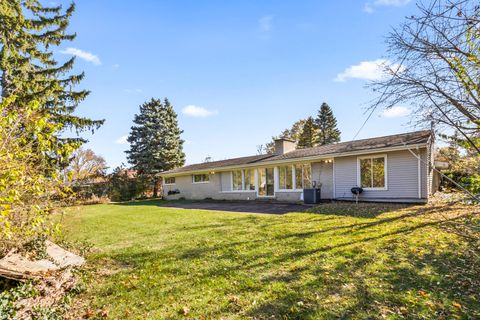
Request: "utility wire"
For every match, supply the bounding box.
[351,0,439,141]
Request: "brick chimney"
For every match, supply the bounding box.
[274,138,296,155]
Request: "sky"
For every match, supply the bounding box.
[55,0,422,170]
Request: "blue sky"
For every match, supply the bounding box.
[58,0,420,169]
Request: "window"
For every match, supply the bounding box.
[358,155,386,189]
[192,174,209,183]
[244,169,255,190]
[164,177,175,185]
[279,165,293,190]
[231,169,255,191]
[232,170,243,190]
[294,164,311,189]
[302,164,312,188]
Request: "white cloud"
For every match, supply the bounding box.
[115,135,128,145]
[334,59,403,82]
[364,0,411,13]
[259,15,273,32]
[182,105,217,118]
[59,47,101,65]
[124,88,143,93]
[363,3,374,13]
[380,106,411,118]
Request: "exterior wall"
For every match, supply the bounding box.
[312,161,334,199]
[163,148,429,203]
[334,148,428,202]
[217,191,257,201]
[220,172,231,192]
[164,173,222,200]
[275,191,303,202]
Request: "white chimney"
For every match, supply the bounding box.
[274,138,296,155]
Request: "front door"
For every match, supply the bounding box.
[258,168,274,197]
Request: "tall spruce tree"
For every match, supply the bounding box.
[0,0,103,165]
[315,102,341,145]
[297,117,317,149]
[126,98,185,197]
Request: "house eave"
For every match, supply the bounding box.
[160,143,429,177]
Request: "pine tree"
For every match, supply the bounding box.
[126,98,185,197]
[297,117,317,149]
[0,0,103,165]
[265,119,306,153]
[315,102,341,145]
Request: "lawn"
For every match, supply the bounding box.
[61,200,479,319]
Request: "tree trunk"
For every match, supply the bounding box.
[152,177,162,198]
[153,180,158,198]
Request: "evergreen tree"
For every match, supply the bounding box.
[126,98,185,197]
[315,102,341,145]
[265,119,306,153]
[297,117,317,149]
[0,0,103,165]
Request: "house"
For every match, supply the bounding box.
[161,130,436,203]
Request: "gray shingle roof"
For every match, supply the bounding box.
[162,130,431,175]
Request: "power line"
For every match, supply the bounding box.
[351,0,439,141]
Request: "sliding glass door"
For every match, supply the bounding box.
[258,168,274,196]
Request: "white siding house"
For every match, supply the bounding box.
[161,131,436,203]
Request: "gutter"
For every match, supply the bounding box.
[161,142,429,177]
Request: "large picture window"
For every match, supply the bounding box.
[294,164,311,189]
[230,169,255,191]
[232,170,243,190]
[279,165,293,190]
[358,155,386,189]
[244,169,255,190]
[192,174,209,183]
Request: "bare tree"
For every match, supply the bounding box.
[256,144,265,155]
[371,0,480,153]
[66,148,108,184]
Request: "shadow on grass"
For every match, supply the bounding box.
[307,201,414,218]
[89,202,480,318]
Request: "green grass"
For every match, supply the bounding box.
[61,200,479,319]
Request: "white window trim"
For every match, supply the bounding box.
[293,163,311,190]
[230,169,255,191]
[192,174,210,184]
[230,170,243,191]
[164,177,176,185]
[243,169,256,192]
[356,154,388,191]
[277,165,295,191]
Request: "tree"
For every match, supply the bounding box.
[265,119,306,153]
[65,148,107,184]
[0,0,104,166]
[371,0,480,153]
[297,117,317,149]
[0,96,72,255]
[315,102,341,145]
[126,98,185,197]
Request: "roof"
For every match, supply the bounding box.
[162,130,432,175]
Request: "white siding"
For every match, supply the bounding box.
[220,172,231,191]
[334,149,428,201]
[163,148,429,203]
[312,161,334,199]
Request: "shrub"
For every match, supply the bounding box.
[0,97,72,256]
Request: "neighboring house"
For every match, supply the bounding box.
[161,130,437,203]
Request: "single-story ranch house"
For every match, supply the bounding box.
[161,130,437,203]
